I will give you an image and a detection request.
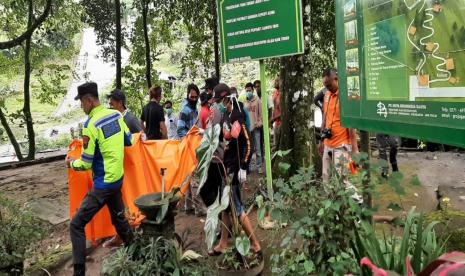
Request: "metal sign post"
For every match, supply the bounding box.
[259,59,273,201]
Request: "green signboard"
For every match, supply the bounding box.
[336,0,465,147]
[217,0,304,63]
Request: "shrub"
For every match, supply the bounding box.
[260,167,364,274]
[0,194,44,274]
[101,233,211,276]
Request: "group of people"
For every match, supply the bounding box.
[66,76,281,275]
[66,67,400,275]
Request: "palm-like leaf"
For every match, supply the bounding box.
[204,185,231,251]
[195,124,221,195]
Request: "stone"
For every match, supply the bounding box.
[437,185,465,212]
[27,198,69,225]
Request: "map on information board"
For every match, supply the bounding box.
[363,0,465,102]
[336,0,465,147]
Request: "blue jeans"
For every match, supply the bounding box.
[253,128,262,171]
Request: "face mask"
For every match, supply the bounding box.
[165,108,173,115]
[247,92,254,100]
[188,99,197,107]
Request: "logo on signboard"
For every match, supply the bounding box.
[377,102,388,118]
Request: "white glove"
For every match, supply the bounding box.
[198,128,205,135]
[223,122,230,132]
[238,169,247,184]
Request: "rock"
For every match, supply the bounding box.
[27,198,69,225]
[436,185,465,212]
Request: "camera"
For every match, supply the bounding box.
[321,128,332,140]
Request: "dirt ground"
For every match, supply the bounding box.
[1,151,465,275]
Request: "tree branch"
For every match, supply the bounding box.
[0,0,53,50]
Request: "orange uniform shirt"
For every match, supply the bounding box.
[323,90,350,148]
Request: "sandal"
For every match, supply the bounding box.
[208,249,224,256]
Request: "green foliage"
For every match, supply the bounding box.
[102,235,210,276]
[35,134,71,152]
[176,0,216,79]
[235,236,250,257]
[0,0,82,159]
[219,245,260,272]
[81,0,120,62]
[264,167,363,274]
[0,194,44,269]
[352,208,447,275]
[263,154,448,275]
[34,64,71,105]
[122,64,155,117]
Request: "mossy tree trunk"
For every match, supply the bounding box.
[275,0,336,176]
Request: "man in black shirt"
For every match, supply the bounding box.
[107,89,144,134]
[141,86,167,140]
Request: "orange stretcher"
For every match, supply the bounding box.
[67,128,201,243]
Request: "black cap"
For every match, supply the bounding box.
[200,92,212,105]
[107,89,127,108]
[75,82,98,100]
[202,77,219,90]
[212,83,231,99]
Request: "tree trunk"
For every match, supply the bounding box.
[0,108,24,161]
[211,0,221,79]
[24,0,35,160]
[115,0,122,89]
[142,0,152,88]
[275,0,317,175]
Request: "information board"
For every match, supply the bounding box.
[217,0,304,63]
[336,0,465,147]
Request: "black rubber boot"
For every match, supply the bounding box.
[73,264,85,276]
[392,163,399,172]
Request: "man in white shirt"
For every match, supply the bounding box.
[164,101,179,140]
